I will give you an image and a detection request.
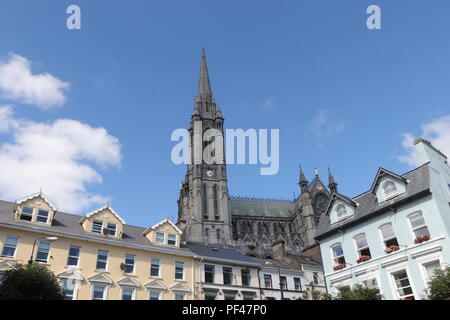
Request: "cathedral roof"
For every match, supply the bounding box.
[315,163,431,240]
[229,198,295,218]
[186,242,260,266]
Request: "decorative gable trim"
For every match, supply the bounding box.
[144,279,167,290]
[88,272,114,284]
[142,218,182,236]
[370,168,407,194]
[79,205,126,224]
[117,276,141,287]
[57,268,84,281]
[0,260,15,271]
[170,282,191,293]
[16,191,57,211]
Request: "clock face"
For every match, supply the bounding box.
[206,170,214,177]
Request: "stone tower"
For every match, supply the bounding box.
[177,49,232,245]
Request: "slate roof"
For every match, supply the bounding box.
[251,255,322,270]
[186,243,260,266]
[229,199,295,218]
[0,200,193,255]
[315,163,431,240]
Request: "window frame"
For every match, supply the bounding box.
[167,234,177,246]
[66,245,81,267]
[335,204,347,220]
[121,286,135,300]
[105,222,117,236]
[391,269,415,300]
[1,235,19,258]
[379,223,399,249]
[408,211,430,241]
[382,180,398,199]
[264,274,273,288]
[155,232,165,245]
[241,269,251,287]
[149,290,162,300]
[175,261,184,280]
[61,278,80,300]
[279,276,287,290]
[223,267,233,285]
[150,258,161,278]
[294,277,302,291]
[96,250,109,271]
[36,209,49,224]
[331,243,346,266]
[91,283,108,300]
[123,253,135,274]
[174,292,186,300]
[354,233,371,259]
[204,264,215,283]
[92,220,103,233]
[35,240,51,263]
[19,206,34,221]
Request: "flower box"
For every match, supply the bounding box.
[414,235,430,244]
[333,263,346,271]
[385,245,400,254]
[356,255,371,263]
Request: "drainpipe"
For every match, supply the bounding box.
[257,267,262,300]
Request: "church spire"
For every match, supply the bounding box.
[299,165,309,193]
[197,48,213,99]
[328,167,338,193]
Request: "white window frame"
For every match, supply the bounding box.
[354,233,371,258]
[382,180,398,199]
[91,283,108,300]
[204,264,215,283]
[412,247,444,288]
[356,269,383,297]
[123,254,135,274]
[92,220,103,233]
[335,204,347,221]
[66,245,81,267]
[331,243,346,266]
[96,250,109,271]
[19,206,34,221]
[264,274,273,288]
[121,286,136,300]
[156,232,165,245]
[36,209,49,224]
[378,223,399,249]
[1,235,19,259]
[105,222,117,236]
[174,292,186,300]
[61,278,81,300]
[384,260,417,300]
[149,289,162,300]
[223,266,233,285]
[175,261,184,280]
[407,211,430,241]
[35,240,51,263]
[150,258,161,278]
[167,234,177,246]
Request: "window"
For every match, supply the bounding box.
[424,260,441,280]
[92,284,106,300]
[213,184,219,219]
[168,234,177,246]
[205,229,209,240]
[241,269,251,287]
[2,236,18,258]
[223,267,233,285]
[280,276,287,290]
[62,279,76,300]
[20,206,33,221]
[380,223,399,248]
[92,220,102,233]
[96,250,108,270]
[36,209,49,223]
[331,243,346,265]
[36,240,50,262]
[392,270,414,300]
[105,223,117,236]
[122,287,134,300]
[216,229,221,242]
[383,181,397,198]
[124,254,135,274]
[175,262,184,280]
[409,211,430,239]
[205,264,215,283]
[67,246,80,266]
[362,278,378,290]
[175,293,186,300]
[156,232,165,245]
[264,274,272,288]
[150,258,160,277]
[336,204,347,220]
[202,184,208,219]
[313,272,320,285]
[355,234,371,259]
[149,290,161,300]
[294,277,302,291]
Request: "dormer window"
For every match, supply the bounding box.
[36,210,49,223]
[168,234,177,246]
[383,181,397,198]
[105,223,117,236]
[20,207,33,221]
[92,220,103,233]
[336,204,347,220]
[156,232,165,245]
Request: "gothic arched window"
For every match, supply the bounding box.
[202,184,208,219]
[257,222,263,234]
[273,223,279,239]
[213,184,219,219]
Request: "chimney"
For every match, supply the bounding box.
[414,138,448,166]
[271,239,286,261]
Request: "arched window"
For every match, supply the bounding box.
[336,204,347,220]
[213,184,219,219]
[216,229,221,241]
[202,184,208,219]
[257,222,263,234]
[383,181,397,198]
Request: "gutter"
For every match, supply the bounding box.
[0,221,196,258]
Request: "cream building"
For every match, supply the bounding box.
[0,192,200,300]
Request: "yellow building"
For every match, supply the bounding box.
[0,192,201,300]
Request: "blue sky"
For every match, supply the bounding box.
[0,0,450,227]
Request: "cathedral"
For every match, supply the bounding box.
[176,50,338,261]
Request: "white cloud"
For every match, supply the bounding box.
[0,53,70,109]
[309,109,345,138]
[0,106,122,213]
[398,115,450,167]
